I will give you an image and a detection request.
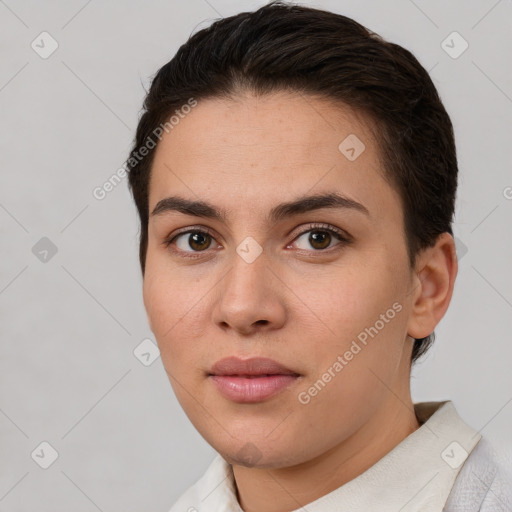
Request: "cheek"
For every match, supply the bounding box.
[142,263,213,369]
[300,258,408,370]
[309,266,392,330]
[293,274,408,435]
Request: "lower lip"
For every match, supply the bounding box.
[209,374,299,403]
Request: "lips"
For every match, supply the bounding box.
[209,356,298,377]
[208,356,300,403]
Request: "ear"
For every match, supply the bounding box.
[407,232,458,339]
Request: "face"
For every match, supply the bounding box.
[143,91,417,469]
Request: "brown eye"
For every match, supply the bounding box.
[186,232,211,251]
[308,231,331,250]
[173,231,214,252]
[294,226,348,251]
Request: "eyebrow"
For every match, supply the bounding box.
[150,192,370,223]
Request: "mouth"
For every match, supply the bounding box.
[208,356,301,403]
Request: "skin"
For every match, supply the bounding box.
[142,91,458,512]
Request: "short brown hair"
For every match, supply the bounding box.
[127,1,458,364]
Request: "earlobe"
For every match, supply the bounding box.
[407,233,458,340]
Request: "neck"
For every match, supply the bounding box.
[232,363,420,512]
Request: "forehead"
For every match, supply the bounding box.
[148,91,399,225]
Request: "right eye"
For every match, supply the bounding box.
[164,227,221,257]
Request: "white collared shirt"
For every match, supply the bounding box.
[169,401,512,511]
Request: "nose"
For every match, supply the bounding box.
[211,247,287,336]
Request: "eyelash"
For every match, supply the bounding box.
[163,223,352,259]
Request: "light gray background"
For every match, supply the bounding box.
[1,0,511,510]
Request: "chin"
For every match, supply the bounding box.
[210,433,311,470]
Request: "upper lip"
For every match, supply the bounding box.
[209,356,299,376]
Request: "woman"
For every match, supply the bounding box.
[126,2,512,510]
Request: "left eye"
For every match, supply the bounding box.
[293,228,348,251]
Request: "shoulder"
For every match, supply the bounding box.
[444,437,512,511]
